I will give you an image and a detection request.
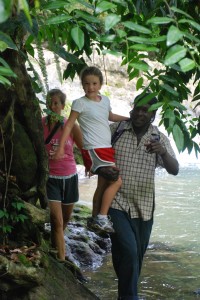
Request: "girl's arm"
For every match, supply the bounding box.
[109,111,129,122]
[71,123,83,149]
[53,110,79,159]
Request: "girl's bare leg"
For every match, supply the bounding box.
[99,177,122,215]
[49,201,65,260]
[92,176,109,217]
[62,203,74,230]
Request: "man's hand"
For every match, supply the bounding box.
[85,168,94,178]
[145,141,167,156]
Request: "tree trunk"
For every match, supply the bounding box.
[0,49,48,209]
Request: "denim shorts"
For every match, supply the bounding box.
[47,173,79,205]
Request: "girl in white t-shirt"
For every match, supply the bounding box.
[53,66,128,234]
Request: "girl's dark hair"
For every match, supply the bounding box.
[80,66,103,85]
[46,89,66,106]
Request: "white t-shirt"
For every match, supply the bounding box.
[72,95,112,149]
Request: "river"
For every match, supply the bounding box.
[77,153,200,300]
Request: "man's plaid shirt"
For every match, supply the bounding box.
[110,120,177,221]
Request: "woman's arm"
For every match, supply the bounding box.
[53,110,79,159]
[109,111,129,122]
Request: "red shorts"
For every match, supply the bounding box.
[81,148,116,174]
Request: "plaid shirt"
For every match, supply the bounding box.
[110,120,177,221]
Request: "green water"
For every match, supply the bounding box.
[83,166,200,299]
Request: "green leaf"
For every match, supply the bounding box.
[42,1,68,10]
[172,124,184,152]
[105,14,121,31]
[0,75,12,86]
[136,77,144,90]
[19,0,32,25]
[168,101,187,110]
[45,15,72,25]
[129,69,139,80]
[0,31,17,50]
[178,19,200,32]
[75,0,94,10]
[0,210,5,218]
[2,225,12,233]
[160,75,178,84]
[0,66,16,77]
[0,41,8,52]
[170,6,193,19]
[164,108,176,129]
[148,102,163,111]
[0,57,11,68]
[167,25,183,47]
[164,108,175,119]
[129,44,159,52]
[49,45,83,64]
[95,1,117,14]
[150,36,167,43]
[116,29,127,38]
[129,61,150,72]
[122,21,151,34]
[160,84,179,96]
[0,0,12,23]
[18,214,28,222]
[0,209,9,218]
[71,26,84,50]
[99,34,116,43]
[102,49,122,57]
[179,58,196,72]
[183,32,200,44]
[146,17,174,25]
[134,92,158,106]
[127,35,166,44]
[164,45,186,66]
[11,201,25,211]
[75,10,100,23]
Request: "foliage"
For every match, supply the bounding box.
[0,197,29,244]
[0,0,200,154]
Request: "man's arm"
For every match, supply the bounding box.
[149,141,179,175]
[160,149,179,175]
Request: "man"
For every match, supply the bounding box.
[109,92,179,300]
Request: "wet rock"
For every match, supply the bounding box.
[45,204,111,271]
[193,288,200,295]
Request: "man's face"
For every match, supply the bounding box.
[131,104,155,128]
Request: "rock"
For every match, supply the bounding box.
[0,204,110,299]
[46,204,111,270]
[0,255,99,300]
[194,288,200,295]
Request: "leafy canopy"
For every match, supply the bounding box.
[0,0,200,155]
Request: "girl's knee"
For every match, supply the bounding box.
[115,177,122,188]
